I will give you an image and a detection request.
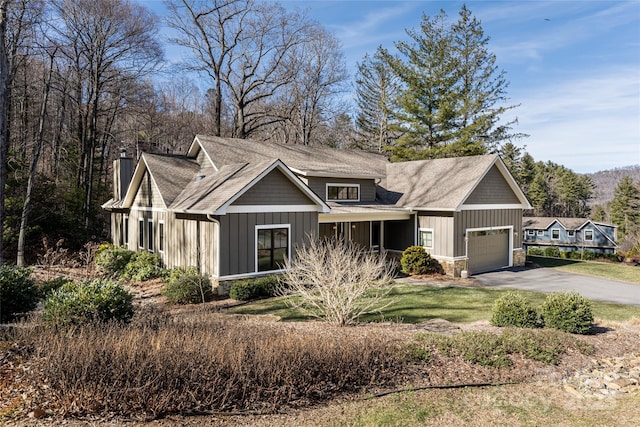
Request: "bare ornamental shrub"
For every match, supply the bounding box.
[281,238,395,326]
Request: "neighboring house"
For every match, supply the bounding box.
[103,135,531,290]
[522,217,617,255]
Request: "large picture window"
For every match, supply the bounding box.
[327,184,359,201]
[257,225,290,272]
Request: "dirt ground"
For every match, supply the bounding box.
[3,268,639,426]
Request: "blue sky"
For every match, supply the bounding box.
[137,0,640,174]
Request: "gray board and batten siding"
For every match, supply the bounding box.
[233,168,313,205]
[454,209,523,258]
[464,165,522,205]
[304,177,377,202]
[215,211,318,277]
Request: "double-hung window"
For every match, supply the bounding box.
[419,229,433,248]
[138,218,144,249]
[551,229,560,240]
[158,221,165,252]
[584,229,594,241]
[147,219,154,252]
[256,225,290,272]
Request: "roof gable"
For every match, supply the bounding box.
[384,155,530,211]
[464,164,522,205]
[122,154,199,209]
[170,159,329,214]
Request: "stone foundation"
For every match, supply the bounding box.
[513,248,526,267]
[435,258,467,278]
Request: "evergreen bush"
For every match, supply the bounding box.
[43,279,134,326]
[39,276,74,299]
[229,275,282,301]
[400,246,441,275]
[122,251,164,281]
[162,267,213,304]
[543,246,560,258]
[95,245,135,277]
[540,291,593,334]
[527,247,544,256]
[490,291,540,328]
[0,266,38,322]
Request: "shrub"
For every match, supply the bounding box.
[95,245,135,277]
[490,291,540,328]
[122,251,164,281]
[162,267,213,304]
[400,245,440,275]
[281,238,395,326]
[229,275,281,301]
[43,279,134,326]
[543,246,560,258]
[527,247,544,256]
[0,266,38,322]
[540,291,594,334]
[38,276,74,299]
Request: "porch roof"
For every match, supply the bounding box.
[319,203,412,222]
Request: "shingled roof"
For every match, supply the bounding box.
[190,135,388,179]
[522,217,615,230]
[381,155,518,210]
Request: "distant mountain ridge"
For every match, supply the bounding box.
[585,165,640,207]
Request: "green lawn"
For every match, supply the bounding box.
[528,256,640,285]
[228,283,640,323]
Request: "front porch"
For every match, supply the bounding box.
[318,204,414,253]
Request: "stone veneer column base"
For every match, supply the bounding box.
[513,248,526,267]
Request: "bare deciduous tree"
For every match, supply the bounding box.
[280,238,395,326]
[0,0,9,265]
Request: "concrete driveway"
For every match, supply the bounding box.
[474,268,640,306]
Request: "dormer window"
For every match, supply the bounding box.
[327,184,359,202]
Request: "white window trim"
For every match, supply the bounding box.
[138,218,145,249]
[527,229,535,236]
[584,229,594,241]
[568,230,575,237]
[418,228,434,249]
[326,183,360,202]
[158,220,165,253]
[551,228,560,240]
[255,224,291,273]
[537,230,544,236]
[147,218,154,252]
[123,215,129,246]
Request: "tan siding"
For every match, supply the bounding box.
[306,177,376,202]
[196,147,217,174]
[418,213,454,258]
[465,166,520,205]
[232,169,314,206]
[454,209,523,257]
[132,171,165,208]
[218,211,318,277]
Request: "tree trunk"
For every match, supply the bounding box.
[0,0,10,265]
[17,50,54,266]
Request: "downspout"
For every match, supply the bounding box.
[206,214,221,279]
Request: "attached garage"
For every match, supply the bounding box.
[466,228,511,274]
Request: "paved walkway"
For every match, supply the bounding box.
[473,268,640,306]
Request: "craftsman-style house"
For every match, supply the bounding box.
[522,217,617,255]
[103,135,531,289]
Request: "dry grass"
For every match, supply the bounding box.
[6,310,405,419]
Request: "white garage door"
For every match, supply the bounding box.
[467,229,510,274]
